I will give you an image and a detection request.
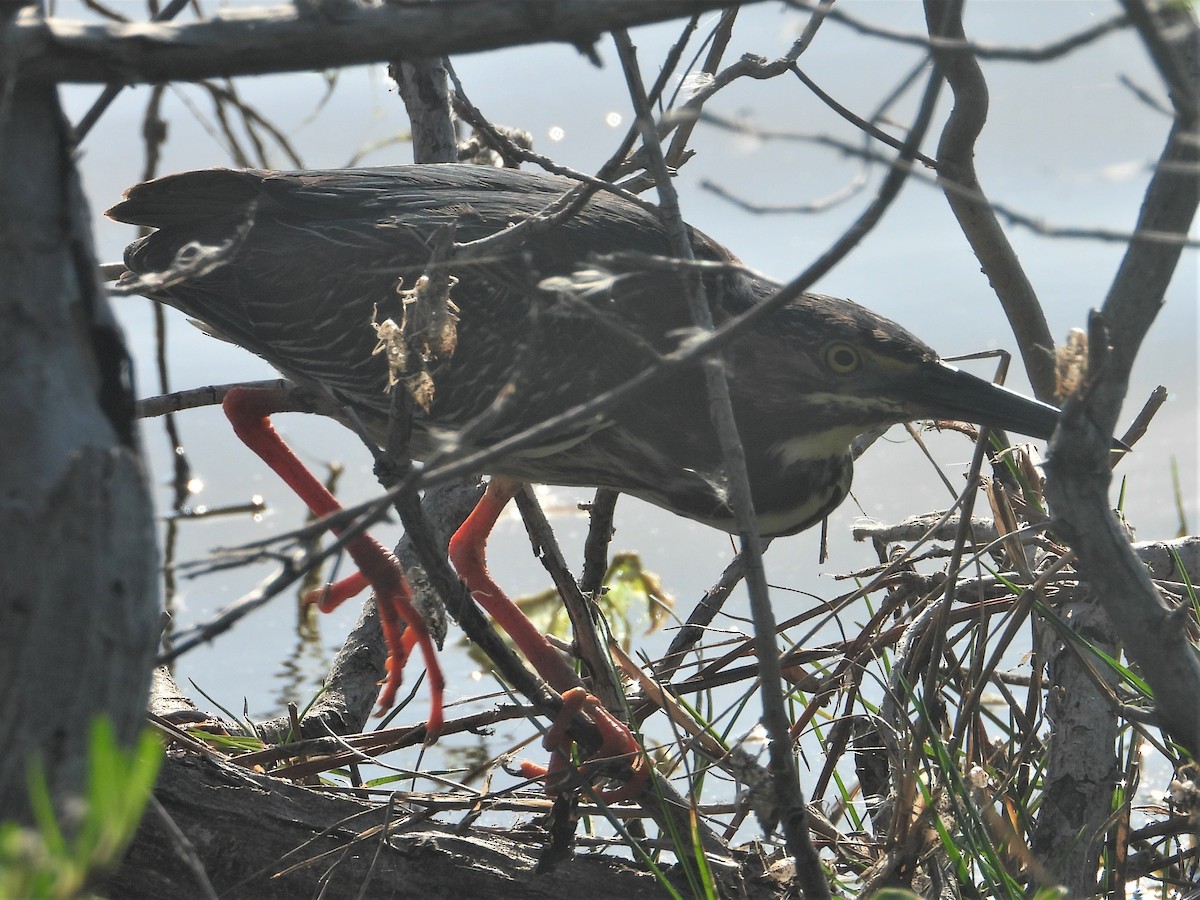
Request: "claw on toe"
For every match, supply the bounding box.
[524,687,647,803]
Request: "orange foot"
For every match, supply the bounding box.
[519,687,648,803]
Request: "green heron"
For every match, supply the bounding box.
[110,164,1063,792]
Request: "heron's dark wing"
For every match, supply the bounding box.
[109,165,753,464]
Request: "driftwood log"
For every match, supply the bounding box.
[110,750,790,899]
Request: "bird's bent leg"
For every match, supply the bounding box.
[222,386,444,736]
[449,477,579,692]
[449,477,645,799]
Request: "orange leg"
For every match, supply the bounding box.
[449,479,646,801]
[223,387,444,737]
[448,479,580,692]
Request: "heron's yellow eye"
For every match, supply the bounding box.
[824,342,861,374]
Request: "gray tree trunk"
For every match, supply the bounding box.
[0,61,159,820]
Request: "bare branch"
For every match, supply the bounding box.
[924,0,1057,401]
[785,0,1129,62]
[13,0,769,84]
[135,378,298,419]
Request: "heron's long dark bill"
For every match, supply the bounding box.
[904,362,1062,440]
